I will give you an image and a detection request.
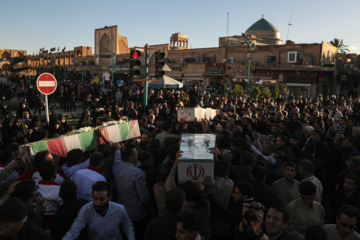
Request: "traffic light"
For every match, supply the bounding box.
[130,50,141,79]
[155,51,165,79]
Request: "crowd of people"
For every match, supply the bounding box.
[0,76,359,239]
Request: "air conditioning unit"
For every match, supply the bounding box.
[288,52,303,63]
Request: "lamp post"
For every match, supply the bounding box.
[105,48,115,85]
[241,33,256,84]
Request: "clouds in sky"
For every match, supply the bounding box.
[349,46,360,54]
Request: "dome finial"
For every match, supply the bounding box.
[262,14,264,18]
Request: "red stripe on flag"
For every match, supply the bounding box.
[47,138,67,157]
[94,128,109,145]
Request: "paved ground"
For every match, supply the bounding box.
[8,97,83,124]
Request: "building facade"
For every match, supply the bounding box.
[4,18,360,98]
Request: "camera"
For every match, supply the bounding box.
[244,202,265,221]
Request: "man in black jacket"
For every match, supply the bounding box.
[51,181,88,240]
[0,197,50,240]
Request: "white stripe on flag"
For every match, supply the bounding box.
[107,124,122,143]
[63,134,82,152]
[39,81,55,87]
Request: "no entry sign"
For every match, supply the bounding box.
[36,73,57,95]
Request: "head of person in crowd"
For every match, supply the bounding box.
[298,159,315,180]
[292,112,300,122]
[34,150,55,168]
[214,161,230,178]
[230,138,246,155]
[275,135,288,149]
[247,121,257,133]
[345,157,360,174]
[0,198,28,239]
[304,225,327,240]
[343,173,359,196]
[352,126,360,137]
[59,180,78,203]
[339,116,348,126]
[335,205,359,238]
[278,120,287,132]
[166,188,186,214]
[176,211,201,240]
[251,164,266,182]
[89,152,105,170]
[261,140,275,157]
[218,134,232,150]
[138,151,154,169]
[239,151,254,166]
[348,118,356,129]
[127,101,134,110]
[313,120,324,131]
[6,142,20,161]
[332,103,339,111]
[265,203,290,239]
[140,131,151,145]
[303,125,314,139]
[257,134,267,147]
[95,142,111,159]
[214,124,223,137]
[270,124,278,136]
[66,149,84,167]
[334,133,344,145]
[232,181,254,204]
[232,125,243,139]
[323,108,330,117]
[299,181,317,207]
[289,134,299,148]
[39,160,56,181]
[303,143,316,157]
[12,180,37,207]
[122,143,138,164]
[225,122,235,132]
[92,181,112,215]
[283,161,298,182]
[342,136,354,150]
[272,151,286,165]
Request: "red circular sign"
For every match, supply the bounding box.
[36,73,57,95]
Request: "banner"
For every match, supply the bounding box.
[177,107,216,122]
[29,120,140,157]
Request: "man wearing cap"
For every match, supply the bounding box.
[0,197,50,239]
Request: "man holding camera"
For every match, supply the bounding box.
[235,203,297,240]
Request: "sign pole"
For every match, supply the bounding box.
[36,73,57,126]
[45,94,50,125]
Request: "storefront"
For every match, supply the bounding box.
[284,72,318,98]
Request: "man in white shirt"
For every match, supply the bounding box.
[62,181,135,240]
[71,152,106,201]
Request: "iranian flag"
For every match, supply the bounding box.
[29,120,140,157]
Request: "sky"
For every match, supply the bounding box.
[1,0,360,55]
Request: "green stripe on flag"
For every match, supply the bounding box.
[30,141,49,155]
[78,131,97,152]
[119,122,132,141]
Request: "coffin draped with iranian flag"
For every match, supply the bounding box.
[29,120,140,157]
[178,134,215,183]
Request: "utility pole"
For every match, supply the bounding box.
[143,44,149,106]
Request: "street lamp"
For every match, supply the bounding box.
[242,33,256,84]
[105,48,115,85]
